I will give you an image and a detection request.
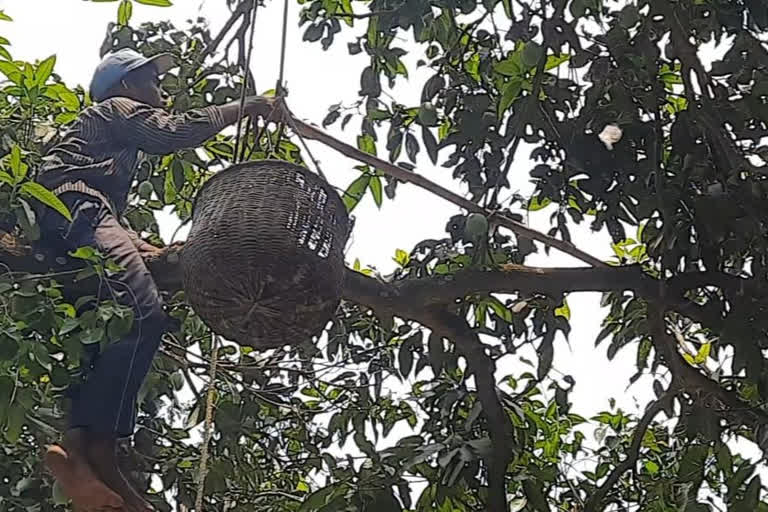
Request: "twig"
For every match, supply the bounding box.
[191,0,253,70]
[331,9,397,19]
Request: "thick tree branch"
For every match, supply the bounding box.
[1,235,754,321]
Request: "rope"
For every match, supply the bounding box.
[281,101,327,181]
[277,0,289,95]
[195,3,258,508]
[234,0,259,164]
[271,0,328,181]
[194,334,220,511]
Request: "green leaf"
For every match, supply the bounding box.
[545,53,570,71]
[498,79,522,116]
[495,53,522,77]
[485,297,513,322]
[555,299,571,321]
[80,327,105,345]
[527,195,551,211]
[405,132,420,162]
[135,0,172,5]
[52,480,69,506]
[5,405,24,442]
[522,479,549,512]
[341,174,370,212]
[369,175,383,208]
[20,181,72,221]
[509,498,527,512]
[298,484,335,512]
[394,249,410,267]
[427,332,445,375]
[693,342,711,364]
[618,4,640,28]
[164,163,178,203]
[356,134,377,156]
[60,317,81,335]
[0,10,13,22]
[118,0,133,25]
[521,42,544,68]
[9,145,22,181]
[537,330,555,380]
[338,0,353,27]
[35,55,56,86]
[55,112,78,125]
[0,60,22,84]
[69,246,97,261]
[422,126,439,164]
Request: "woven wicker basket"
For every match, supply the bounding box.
[181,160,350,349]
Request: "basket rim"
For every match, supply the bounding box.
[193,158,342,214]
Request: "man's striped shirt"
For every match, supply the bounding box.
[38,96,231,214]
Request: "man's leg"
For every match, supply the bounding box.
[70,212,170,512]
[41,203,127,511]
[45,206,170,512]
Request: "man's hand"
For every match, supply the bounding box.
[243,96,290,123]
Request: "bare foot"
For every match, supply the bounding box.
[44,444,124,511]
[87,439,154,512]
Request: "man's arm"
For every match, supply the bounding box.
[106,96,279,154]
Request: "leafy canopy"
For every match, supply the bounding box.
[2,1,768,511]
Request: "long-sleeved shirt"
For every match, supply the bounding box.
[38,97,235,214]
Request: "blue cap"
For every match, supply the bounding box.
[90,48,175,101]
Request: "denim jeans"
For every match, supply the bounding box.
[40,196,170,437]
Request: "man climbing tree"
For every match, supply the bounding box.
[35,48,280,512]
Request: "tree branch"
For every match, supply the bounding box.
[287,115,607,268]
[2,236,753,323]
[429,310,514,512]
[331,9,396,19]
[583,392,674,512]
[191,0,253,70]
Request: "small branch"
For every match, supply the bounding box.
[649,304,768,428]
[583,392,674,512]
[288,114,607,268]
[191,0,253,70]
[430,310,513,512]
[331,9,396,19]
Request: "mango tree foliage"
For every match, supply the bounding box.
[1,1,768,511]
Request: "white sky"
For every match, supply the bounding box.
[5,0,762,503]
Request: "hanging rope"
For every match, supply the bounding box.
[233,0,259,164]
[195,2,259,508]
[277,0,289,95]
[190,1,331,506]
[272,0,327,181]
[194,334,220,512]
